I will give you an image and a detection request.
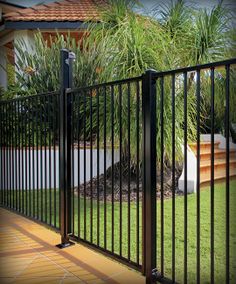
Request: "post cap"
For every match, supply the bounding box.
[145,69,158,74]
[69,51,76,60]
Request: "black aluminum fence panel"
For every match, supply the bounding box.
[67,76,143,269]
[0,92,61,230]
[1,54,236,284]
[150,58,236,284]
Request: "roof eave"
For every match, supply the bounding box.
[4,21,90,30]
[0,24,5,32]
[0,1,26,8]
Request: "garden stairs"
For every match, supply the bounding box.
[189,141,236,187]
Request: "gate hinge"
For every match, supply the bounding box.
[152,268,162,281]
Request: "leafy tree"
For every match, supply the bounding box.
[2,0,235,165]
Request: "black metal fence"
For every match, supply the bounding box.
[0,50,235,284]
[66,77,143,269]
[0,91,61,228]
[147,59,236,284]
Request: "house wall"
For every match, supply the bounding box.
[0,30,35,89]
[14,30,35,77]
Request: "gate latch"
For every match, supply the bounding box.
[65,51,76,65]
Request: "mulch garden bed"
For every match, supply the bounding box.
[74,161,184,201]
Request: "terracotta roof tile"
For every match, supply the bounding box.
[4,0,106,22]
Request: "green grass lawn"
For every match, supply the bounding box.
[4,180,236,283]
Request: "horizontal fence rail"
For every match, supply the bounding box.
[0,54,236,284]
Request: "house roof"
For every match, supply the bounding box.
[3,0,105,22]
[0,2,25,15]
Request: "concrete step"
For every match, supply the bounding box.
[189,141,236,187]
[189,141,220,152]
[197,148,236,161]
[200,158,236,176]
[200,171,236,186]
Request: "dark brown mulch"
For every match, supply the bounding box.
[74,161,184,201]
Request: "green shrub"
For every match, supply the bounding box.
[7,64,15,86]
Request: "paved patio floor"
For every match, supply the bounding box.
[0,208,145,284]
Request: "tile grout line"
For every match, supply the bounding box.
[6,219,87,282]
[11,254,39,282]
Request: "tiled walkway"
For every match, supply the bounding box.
[0,208,145,284]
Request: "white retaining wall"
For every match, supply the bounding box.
[0,148,119,190]
[178,145,197,194]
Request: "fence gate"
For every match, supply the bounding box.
[141,58,236,284]
[0,49,235,284]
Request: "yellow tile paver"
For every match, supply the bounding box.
[0,208,145,284]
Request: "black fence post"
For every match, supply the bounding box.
[57,48,75,248]
[142,70,158,283]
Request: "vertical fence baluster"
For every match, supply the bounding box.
[210,67,215,284]
[119,83,123,257]
[13,101,15,209]
[58,92,61,229]
[25,99,28,215]
[29,98,32,216]
[90,90,93,243]
[1,104,3,204]
[53,94,56,227]
[18,101,21,213]
[77,93,81,238]
[127,82,131,261]
[9,102,11,207]
[18,100,20,211]
[11,101,13,209]
[4,103,6,206]
[97,87,100,246]
[9,102,12,208]
[183,72,188,284]
[136,81,140,265]
[22,100,25,213]
[104,86,107,250]
[196,69,201,284]
[160,76,164,277]
[71,93,75,235]
[11,101,14,209]
[111,85,114,253]
[4,102,6,205]
[171,74,176,282]
[44,96,48,222]
[7,102,9,207]
[1,103,3,205]
[32,97,35,218]
[40,96,43,220]
[83,90,86,240]
[36,97,39,219]
[3,102,5,204]
[225,64,230,283]
[15,101,17,210]
[49,95,52,225]
[0,103,2,205]
[6,102,8,206]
